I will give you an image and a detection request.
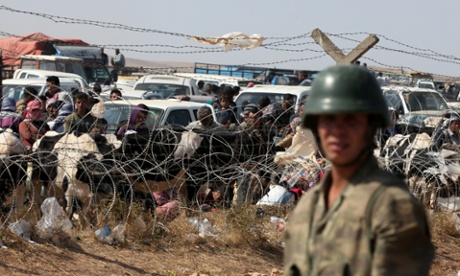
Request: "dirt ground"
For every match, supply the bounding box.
[0,233,458,275]
[0,207,459,276]
[0,235,283,276]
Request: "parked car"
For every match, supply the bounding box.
[100,90,163,101]
[2,78,81,103]
[383,86,453,136]
[103,99,217,134]
[13,69,89,93]
[383,86,450,115]
[234,85,311,115]
[174,73,257,89]
[396,110,451,135]
[133,74,200,98]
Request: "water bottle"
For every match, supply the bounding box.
[95,225,111,241]
[287,170,304,188]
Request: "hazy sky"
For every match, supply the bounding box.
[1,1,459,76]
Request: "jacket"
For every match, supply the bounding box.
[284,156,434,276]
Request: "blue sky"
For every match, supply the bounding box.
[0,1,459,76]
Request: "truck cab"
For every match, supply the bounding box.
[19,54,110,85]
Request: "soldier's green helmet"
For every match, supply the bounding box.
[301,64,390,129]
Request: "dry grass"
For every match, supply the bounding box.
[6,199,460,275]
[0,201,289,275]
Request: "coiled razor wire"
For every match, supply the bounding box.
[1,83,460,233]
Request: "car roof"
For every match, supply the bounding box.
[14,69,85,79]
[104,99,209,109]
[238,84,311,96]
[136,74,191,85]
[2,78,78,85]
[101,89,149,96]
[382,86,439,93]
[20,54,83,62]
[401,110,450,116]
[175,73,253,81]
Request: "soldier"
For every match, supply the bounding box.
[284,65,434,275]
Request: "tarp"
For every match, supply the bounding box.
[188,32,265,52]
[0,32,89,66]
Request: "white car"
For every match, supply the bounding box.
[13,68,89,93]
[103,99,217,134]
[99,89,163,101]
[234,85,311,115]
[174,73,257,88]
[382,86,450,115]
[2,78,81,103]
[133,74,200,98]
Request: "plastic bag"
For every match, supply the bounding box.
[9,219,39,245]
[110,224,126,244]
[9,219,32,239]
[187,217,217,238]
[36,197,72,240]
[95,224,126,245]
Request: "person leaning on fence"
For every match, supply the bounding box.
[284,65,434,276]
[64,93,95,135]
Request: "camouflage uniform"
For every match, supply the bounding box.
[284,156,434,275]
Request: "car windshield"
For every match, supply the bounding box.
[2,85,42,103]
[399,113,432,126]
[403,91,449,111]
[384,89,449,113]
[134,83,190,98]
[103,103,163,134]
[235,92,299,115]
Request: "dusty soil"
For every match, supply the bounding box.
[0,233,458,275]
[0,207,459,276]
[0,236,283,276]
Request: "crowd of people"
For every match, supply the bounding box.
[0,76,126,153]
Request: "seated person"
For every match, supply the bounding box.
[64,93,95,135]
[216,95,237,128]
[435,115,460,149]
[19,100,50,153]
[48,103,74,133]
[117,104,150,136]
[187,105,225,131]
[0,97,21,133]
[153,188,181,221]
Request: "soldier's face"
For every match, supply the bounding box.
[317,113,370,166]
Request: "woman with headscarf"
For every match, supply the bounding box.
[117,104,150,136]
[19,100,50,153]
[0,97,22,133]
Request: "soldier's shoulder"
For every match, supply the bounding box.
[289,185,321,223]
[369,168,407,190]
[369,168,422,207]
